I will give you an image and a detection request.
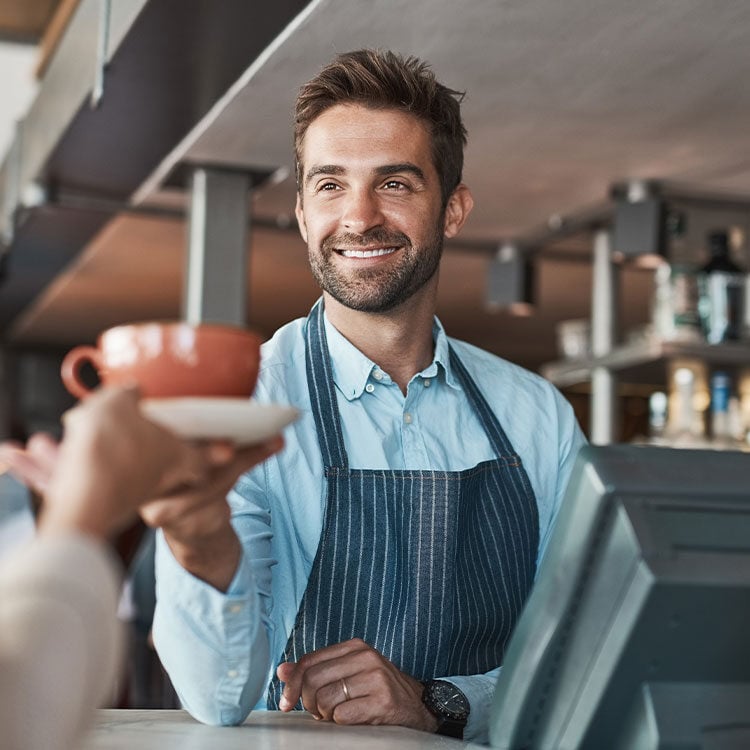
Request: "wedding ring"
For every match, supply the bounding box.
[340,677,351,701]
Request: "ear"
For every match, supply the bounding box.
[295,193,308,243]
[443,184,474,239]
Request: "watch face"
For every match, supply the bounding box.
[427,680,470,720]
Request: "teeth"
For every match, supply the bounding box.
[340,247,397,258]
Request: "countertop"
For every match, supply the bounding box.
[76,709,486,749]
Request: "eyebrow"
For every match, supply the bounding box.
[304,162,427,187]
[304,165,345,186]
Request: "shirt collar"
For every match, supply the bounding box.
[430,316,462,391]
[322,310,462,401]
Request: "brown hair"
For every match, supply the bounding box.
[294,49,467,205]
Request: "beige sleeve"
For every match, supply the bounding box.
[0,534,124,750]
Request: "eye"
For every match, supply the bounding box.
[382,179,408,190]
[318,181,341,192]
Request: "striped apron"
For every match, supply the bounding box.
[267,301,539,708]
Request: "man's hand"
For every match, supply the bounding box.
[138,435,282,592]
[276,638,439,732]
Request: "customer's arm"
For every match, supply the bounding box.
[0,533,122,750]
[0,386,245,750]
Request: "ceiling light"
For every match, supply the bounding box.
[486,243,535,315]
[612,184,667,267]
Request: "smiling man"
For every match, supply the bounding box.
[150,49,585,744]
[300,105,463,318]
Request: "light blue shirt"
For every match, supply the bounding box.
[154,310,586,743]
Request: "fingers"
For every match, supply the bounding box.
[27,433,61,473]
[278,639,360,709]
[152,434,284,511]
[277,639,430,729]
[139,457,248,540]
[61,385,140,434]
[222,434,285,476]
[278,639,374,715]
[138,482,231,536]
[150,435,282,505]
[329,667,420,726]
[60,385,284,512]
[0,434,60,494]
[307,674,362,721]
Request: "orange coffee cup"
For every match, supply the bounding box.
[61,321,263,400]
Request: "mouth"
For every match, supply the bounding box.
[337,247,399,259]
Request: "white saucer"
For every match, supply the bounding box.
[141,398,299,445]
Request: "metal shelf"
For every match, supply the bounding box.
[541,339,750,389]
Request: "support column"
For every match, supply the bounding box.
[183,167,250,326]
[590,229,619,444]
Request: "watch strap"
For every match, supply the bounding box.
[421,679,469,740]
[435,718,466,739]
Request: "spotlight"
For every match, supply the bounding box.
[486,243,535,315]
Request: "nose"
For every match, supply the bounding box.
[341,187,384,234]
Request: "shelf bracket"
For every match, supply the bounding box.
[183,167,250,327]
[590,229,619,444]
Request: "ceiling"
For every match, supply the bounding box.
[136,0,750,239]
[4,0,750,374]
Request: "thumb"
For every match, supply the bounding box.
[276,661,297,682]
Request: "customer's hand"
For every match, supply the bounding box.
[38,386,240,540]
[0,432,60,495]
[277,638,439,732]
[0,385,284,590]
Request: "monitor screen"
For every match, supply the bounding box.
[489,444,750,750]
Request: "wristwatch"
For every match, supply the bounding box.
[421,679,470,739]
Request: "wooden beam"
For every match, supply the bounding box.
[35,0,81,79]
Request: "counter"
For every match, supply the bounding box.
[76,709,485,749]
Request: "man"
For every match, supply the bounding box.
[0,387,281,750]
[149,49,585,743]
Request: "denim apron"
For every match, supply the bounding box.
[268,301,539,708]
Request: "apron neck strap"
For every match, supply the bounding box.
[305,299,349,469]
[448,347,518,457]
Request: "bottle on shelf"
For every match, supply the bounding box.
[698,229,746,344]
[706,370,750,451]
[652,261,703,343]
[709,371,734,449]
[664,364,709,448]
[646,391,669,446]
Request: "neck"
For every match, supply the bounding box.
[323,289,437,394]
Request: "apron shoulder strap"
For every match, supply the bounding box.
[305,300,349,469]
[448,344,519,459]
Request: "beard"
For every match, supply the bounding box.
[308,220,444,314]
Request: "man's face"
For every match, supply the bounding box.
[295,103,470,313]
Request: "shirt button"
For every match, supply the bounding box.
[228,604,243,615]
[227,669,239,679]
[365,383,375,393]
[373,370,383,381]
[423,379,431,388]
[404,412,413,424]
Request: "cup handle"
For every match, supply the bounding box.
[61,346,102,399]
